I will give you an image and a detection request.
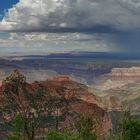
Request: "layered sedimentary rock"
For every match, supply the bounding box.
[103,67,140,80]
[92,67,140,116]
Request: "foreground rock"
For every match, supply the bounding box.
[0,75,112,140]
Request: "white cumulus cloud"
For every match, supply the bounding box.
[0,0,140,31]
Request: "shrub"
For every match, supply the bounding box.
[46,130,79,140]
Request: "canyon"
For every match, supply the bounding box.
[0,56,140,116]
[92,67,140,116]
[0,55,140,139]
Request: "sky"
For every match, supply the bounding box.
[0,0,19,19]
[0,0,140,56]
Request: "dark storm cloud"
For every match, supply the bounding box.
[0,0,140,54]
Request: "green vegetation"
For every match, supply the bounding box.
[7,115,33,140]
[43,114,97,140]
[119,111,140,140]
[46,130,79,140]
[107,111,140,140]
[75,115,97,140]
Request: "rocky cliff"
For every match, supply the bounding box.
[0,75,112,139]
[92,67,140,116]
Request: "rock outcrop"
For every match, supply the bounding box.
[0,75,112,140]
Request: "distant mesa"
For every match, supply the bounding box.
[49,75,71,82]
[103,67,140,80]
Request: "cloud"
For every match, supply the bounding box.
[0,31,139,55]
[1,0,140,32]
[1,0,140,55]
[0,32,115,55]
